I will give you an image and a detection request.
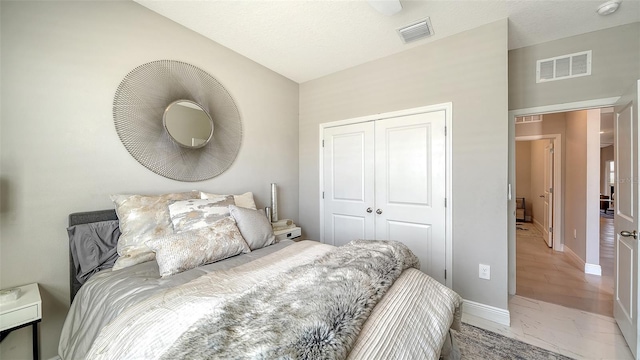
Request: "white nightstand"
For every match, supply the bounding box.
[0,283,41,360]
[274,227,302,241]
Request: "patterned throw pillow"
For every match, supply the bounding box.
[110,191,200,271]
[168,196,235,233]
[200,191,257,210]
[145,217,250,277]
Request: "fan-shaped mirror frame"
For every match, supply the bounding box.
[113,60,242,182]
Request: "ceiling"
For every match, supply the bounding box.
[135,0,640,83]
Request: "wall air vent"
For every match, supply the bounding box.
[515,114,543,124]
[397,17,434,44]
[536,50,592,83]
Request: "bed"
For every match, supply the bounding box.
[59,194,462,360]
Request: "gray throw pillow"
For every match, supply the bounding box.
[67,220,121,285]
[229,205,276,250]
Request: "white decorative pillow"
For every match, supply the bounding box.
[169,196,235,233]
[200,191,257,210]
[145,217,250,277]
[229,205,276,250]
[110,191,200,271]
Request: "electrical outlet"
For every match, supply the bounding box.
[574,229,577,239]
[479,264,491,280]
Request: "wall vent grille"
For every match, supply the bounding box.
[536,50,591,83]
[515,114,543,124]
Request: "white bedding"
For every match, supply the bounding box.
[59,240,462,360]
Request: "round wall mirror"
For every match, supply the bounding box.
[163,100,214,149]
[113,60,242,182]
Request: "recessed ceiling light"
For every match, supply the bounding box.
[597,0,622,15]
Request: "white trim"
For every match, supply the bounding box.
[462,299,511,326]
[585,263,602,276]
[508,96,620,296]
[509,97,620,118]
[319,102,453,289]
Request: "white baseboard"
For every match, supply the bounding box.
[462,299,510,326]
[585,263,602,276]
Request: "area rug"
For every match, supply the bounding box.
[452,323,574,360]
[600,211,614,219]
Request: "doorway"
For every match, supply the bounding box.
[509,98,617,308]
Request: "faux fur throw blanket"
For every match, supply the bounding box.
[161,239,420,360]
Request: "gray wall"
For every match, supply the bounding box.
[299,20,509,309]
[0,1,299,358]
[509,22,640,110]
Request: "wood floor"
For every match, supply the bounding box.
[515,215,614,317]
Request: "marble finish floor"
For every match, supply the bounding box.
[463,295,634,360]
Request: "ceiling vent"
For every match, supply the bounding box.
[397,18,434,44]
[536,50,592,83]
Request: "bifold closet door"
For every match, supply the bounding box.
[374,111,446,284]
[323,122,376,247]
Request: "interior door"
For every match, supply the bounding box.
[614,79,640,358]
[374,111,447,284]
[322,122,375,247]
[543,140,554,248]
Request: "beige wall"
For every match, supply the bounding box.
[529,140,548,228]
[515,113,566,238]
[515,141,532,218]
[0,2,299,358]
[299,20,509,309]
[509,23,640,110]
[564,111,588,259]
[585,109,601,266]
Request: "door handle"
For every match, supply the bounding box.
[376,209,383,215]
[366,207,373,213]
[620,230,638,240]
[539,195,545,198]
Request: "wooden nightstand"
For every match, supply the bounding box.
[274,227,302,241]
[0,283,42,360]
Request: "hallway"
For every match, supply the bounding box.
[515,216,614,317]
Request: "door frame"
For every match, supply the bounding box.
[514,134,562,252]
[319,102,453,288]
[508,97,620,295]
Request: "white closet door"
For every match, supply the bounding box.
[374,111,447,284]
[322,122,376,247]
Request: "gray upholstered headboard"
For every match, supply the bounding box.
[68,210,118,303]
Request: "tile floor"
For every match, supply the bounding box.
[463,295,634,359]
[462,215,632,359]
